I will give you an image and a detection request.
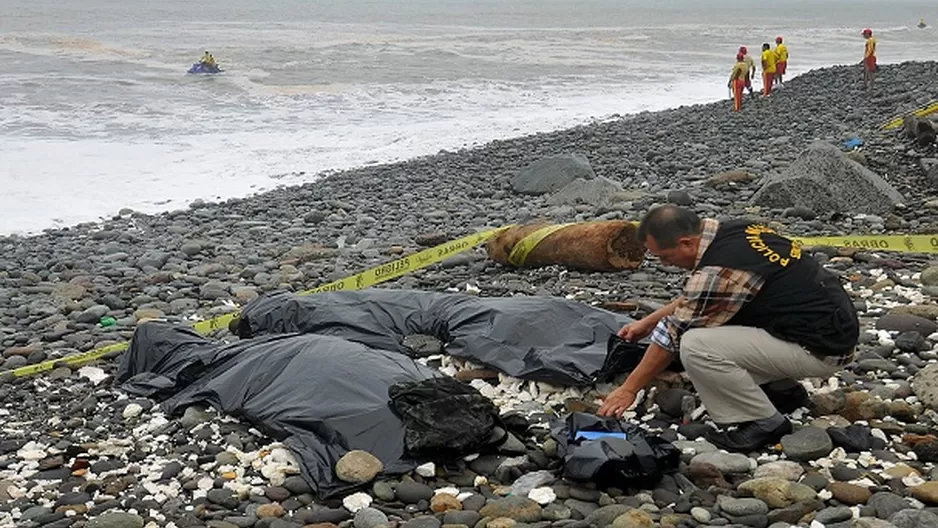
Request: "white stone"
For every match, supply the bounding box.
[528,487,556,505]
[691,507,711,523]
[434,487,460,497]
[818,489,833,501]
[871,429,888,442]
[857,453,877,467]
[902,475,926,487]
[343,492,373,512]
[123,403,144,419]
[77,366,108,385]
[474,476,488,487]
[415,462,436,477]
[16,442,47,461]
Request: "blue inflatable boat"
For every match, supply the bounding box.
[187,62,222,74]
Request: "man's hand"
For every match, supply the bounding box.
[597,385,637,418]
[617,318,655,342]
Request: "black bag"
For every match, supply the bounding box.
[595,335,682,382]
[389,377,505,457]
[550,412,680,489]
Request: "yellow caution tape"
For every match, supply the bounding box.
[507,223,573,267]
[880,99,938,131]
[792,234,938,254]
[3,226,510,379]
[8,222,938,379]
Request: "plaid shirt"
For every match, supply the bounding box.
[650,219,855,367]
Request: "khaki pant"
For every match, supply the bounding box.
[679,326,840,424]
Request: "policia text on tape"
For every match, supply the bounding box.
[6,225,938,379]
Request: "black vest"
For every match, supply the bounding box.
[696,220,859,356]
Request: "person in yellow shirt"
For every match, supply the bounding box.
[774,37,789,86]
[761,43,776,96]
[728,52,749,112]
[862,29,876,91]
[200,51,216,68]
[739,46,756,96]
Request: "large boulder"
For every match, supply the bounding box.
[511,154,596,195]
[751,142,904,215]
[546,176,622,206]
[912,363,938,410]
[903,116,937,147]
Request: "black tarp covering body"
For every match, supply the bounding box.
[117,290,642,497]
[117,322,440,497]
[234,290,636,386]
[550,413,680,489]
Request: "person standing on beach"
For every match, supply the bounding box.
[597,205,859,452]
[761,43,776,96]
[739,46,756,96]
[774,37,788,86]
[862,28,877,91]
[728,52,749,112]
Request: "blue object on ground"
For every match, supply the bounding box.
[574,431,628,441]
[843,137,864,149]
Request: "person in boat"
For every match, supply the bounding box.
[200,51,217,68]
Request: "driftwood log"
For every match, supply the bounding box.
[486,220,645,272]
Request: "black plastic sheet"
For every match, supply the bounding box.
[234,289,636,386]
[116,290,645,497]
[117,322,440,497]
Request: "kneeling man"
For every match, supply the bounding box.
[599,205,858,452]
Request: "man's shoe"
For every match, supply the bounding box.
[706,417,792,453]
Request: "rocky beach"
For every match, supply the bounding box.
[4,60,938,528]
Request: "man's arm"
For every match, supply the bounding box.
[618,296,684,341]
[600,267,764,417]
[597,342,672,417]
[648,297,682,324]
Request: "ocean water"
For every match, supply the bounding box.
[1,0,935,235]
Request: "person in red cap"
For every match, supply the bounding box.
[739,46,756,96]
[774,37,789,86]
[862,28,877,91]
[728,52,749,111]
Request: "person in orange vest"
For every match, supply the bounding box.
[774,37,788,86]
[739,46,756,96]
[728,52,749,112]
[761,43,776,96]
[862,28,877,91]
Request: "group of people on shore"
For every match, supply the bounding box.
[727,29,878,112]
[727,37,788,111]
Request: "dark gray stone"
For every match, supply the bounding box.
[510,154,596,195]
[780,427,833,461]
[752,141,904,215]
